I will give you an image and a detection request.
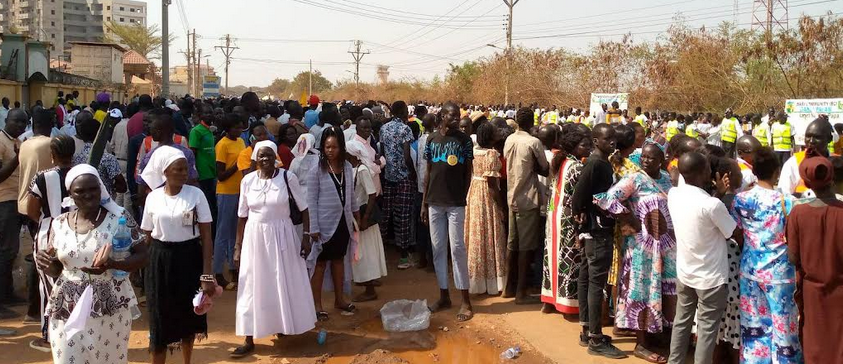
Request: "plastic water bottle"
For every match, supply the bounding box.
[500,346,521,360]
[111,217,132,278]
[316,329,327,345]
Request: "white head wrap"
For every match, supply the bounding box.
[140,145,187,189]
[63,164,124,216]
[346,139,377,173]
[293,133,317,158]
[250,140,278,162]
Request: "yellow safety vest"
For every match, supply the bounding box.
[829,141,836,155]
[772,122,793,151]
[686,124,699,138]
[634,115,647,129]
[666,120,679,141]
[794,151,808,193]
[548,112,558,124]
[752,124,769,147]
[534,112,540,125]
[721,117,738,143]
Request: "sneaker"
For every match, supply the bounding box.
[397,258,411,270]
[587,340,627,359]
[580,333,613,347]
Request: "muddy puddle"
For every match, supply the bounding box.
[315,318,502,364]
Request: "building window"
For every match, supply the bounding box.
[51,33,55,39]
[120,6,124,11]
[107,6,110,10]
[51,21,55,26]
[130,8,135,12]
[120,17,124,22]
[107,17,110,21]
[130,19,135,23]
[51,10,55,14]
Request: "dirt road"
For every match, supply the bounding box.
[0,249,655,364]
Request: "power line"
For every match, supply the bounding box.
[405,2,506,49]
[330,0,504,21]
[512,0,836,41]
[287,0,502,29]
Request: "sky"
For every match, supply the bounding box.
[143,0,841,88]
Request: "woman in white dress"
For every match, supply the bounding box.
[347,140,387,302]
[36,164,147,364]
[230,141,317,358]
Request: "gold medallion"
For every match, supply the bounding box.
[447,155,458,166]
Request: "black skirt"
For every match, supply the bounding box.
[145,238,208,351]
[318,213,350,261]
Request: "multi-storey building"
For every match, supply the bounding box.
[0,0,146,58]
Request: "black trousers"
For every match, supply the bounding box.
[578,230,614,337]
[722,141,736,158]
[776,151,792,167]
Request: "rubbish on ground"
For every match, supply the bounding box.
[317,329,327,345]
[500,346,522,360]
[380,299,431,332]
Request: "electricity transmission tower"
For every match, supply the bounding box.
[752,0,789,34]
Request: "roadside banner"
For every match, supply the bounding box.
[589,93,629,116]
[784,98,843,145]
[202,75,221,98]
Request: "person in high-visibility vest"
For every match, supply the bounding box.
[633,107,648,131]
[778,117,834,197]
[720,108,743,157]
[735,135,762,191]
[770,111,795,166]
[752,115,772,148]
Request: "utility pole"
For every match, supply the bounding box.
[215,34,238,96]
[162,0,171,96]
[184,29,193,97]
[196,48,202,96]
[503,0,519,106]
[348,40,370,88]
[191,29,198,96]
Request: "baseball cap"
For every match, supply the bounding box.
[108,109,123,119]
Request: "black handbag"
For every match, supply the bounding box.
[359,202,383,226]
[354,165,383,226]
[283,170,303,225]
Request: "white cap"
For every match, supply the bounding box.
[108,108,123,119]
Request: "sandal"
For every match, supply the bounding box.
[229,344,255,359]
[613,327,637,337]
[456,308,474,322]
[352,292,378,303]
[336,303,356,313]
[633,345,667,364]
[317,311,329,322]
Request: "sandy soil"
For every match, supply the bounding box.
[0,238,660,364]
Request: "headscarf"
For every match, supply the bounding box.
[139,145,186,189]
[293,133,317,158]
[346,139,377,174]
[63,164,124,216]
[250,140,279,163]
[799,148,834,190]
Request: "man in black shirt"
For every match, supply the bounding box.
[571,123,626,359]
[421,102,475,322]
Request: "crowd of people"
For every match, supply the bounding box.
[0,90,840,364]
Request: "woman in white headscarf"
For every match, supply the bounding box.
[228,141,316,358]
[35,164,147,364]
[346,139,387,302]
[289,134,320,234]
[139,145,216,364]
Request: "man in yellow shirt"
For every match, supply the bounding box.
[720,108,743,157]
[770,111,795,166]
[214,114,246,290]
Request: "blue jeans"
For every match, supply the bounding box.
[213,194,239,274]
[428,205,469,291]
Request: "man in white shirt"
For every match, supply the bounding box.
[778,117,833,197]
[667,151,738,364]
[735,135,760,192]
[0,98,11,131]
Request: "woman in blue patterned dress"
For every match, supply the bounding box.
[594,143,677,363]
[730,147,801,364]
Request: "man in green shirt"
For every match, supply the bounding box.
[190,103,218,234]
